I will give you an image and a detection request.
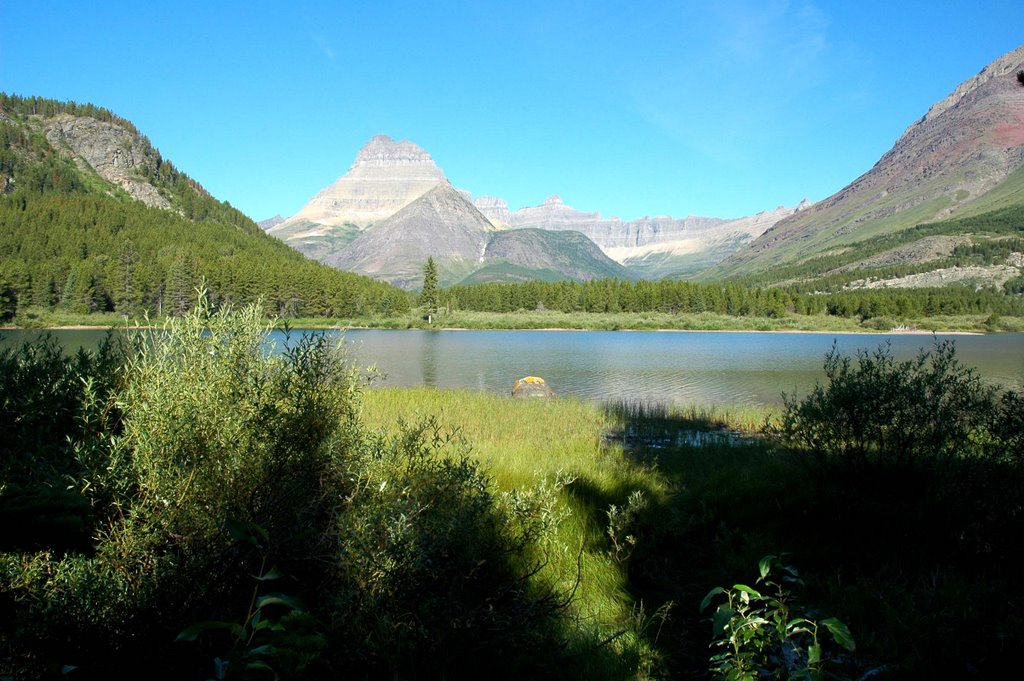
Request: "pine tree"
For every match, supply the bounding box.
[420,256,439,320]
[0,273,17,320]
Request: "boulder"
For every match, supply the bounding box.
[512,376,554,398]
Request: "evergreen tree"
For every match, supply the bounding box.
[420,256,439,318]
[0,273,17,320]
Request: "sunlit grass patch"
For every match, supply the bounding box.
[360,387,673,671]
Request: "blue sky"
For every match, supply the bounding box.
[1,1,1020,222]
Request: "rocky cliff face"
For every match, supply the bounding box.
[473,196,512,226]
[506,195,805,271]
[42,114,172,209]
[717,45,1024,276]
[271,135,445,238]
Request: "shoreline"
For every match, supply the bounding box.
[2,323,986,336]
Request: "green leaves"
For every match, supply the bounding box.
[822,617,856,652]
[703,556,855,679]
[175,620,245,643]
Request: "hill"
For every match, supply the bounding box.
[0,94,409,320]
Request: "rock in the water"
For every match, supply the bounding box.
[512,376,554,398]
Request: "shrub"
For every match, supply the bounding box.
[2,302,584,679]
[775,340,997,471]
[1,300,362,679]
[0,332,127,552]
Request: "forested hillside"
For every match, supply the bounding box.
[725,202,1024,294]
[0,94,409,320]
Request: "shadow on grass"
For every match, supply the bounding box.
[571,400,1024,678]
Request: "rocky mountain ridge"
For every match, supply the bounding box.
[324,180,628,288]
[714,44,1024,277]
[42,114,173,210]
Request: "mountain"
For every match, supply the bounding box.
[477,228,630,283]
[326,182,491,288]
[506,195,726,248]
[713,45,1024,279]
[269,134,807,285]
[472,194,807,277]
[0,94,409,319]
[270,135,445,240]
[270,136,635,287]
[257,214,285,231]
[325,182,629,288]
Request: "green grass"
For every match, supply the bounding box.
[953,165,1024,218]
[359,385,1024,677]
[360,388,674,671]
[8,306,1021,334]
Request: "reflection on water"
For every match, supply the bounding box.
[421,330,439,387]
[3,328,1022,407]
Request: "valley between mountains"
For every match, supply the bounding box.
[1,46,1023,329]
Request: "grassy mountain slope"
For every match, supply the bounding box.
[730,202,1024,295]
[482,228,632,282]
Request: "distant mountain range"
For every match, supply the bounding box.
[267,136,805,287]
[266,45,1024,291]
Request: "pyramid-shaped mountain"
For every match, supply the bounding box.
[271,135,445,238]
[326,182,492,288]
[267,134,801,285]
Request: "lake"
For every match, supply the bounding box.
[3,328,1022,406]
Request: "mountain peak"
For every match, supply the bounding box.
[272,134,445,233]
[715,44,1024,276]
[351,134,438,171]
[900,44,1024,141]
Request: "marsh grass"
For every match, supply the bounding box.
[363,381,1024,678]
[361,387,674,671]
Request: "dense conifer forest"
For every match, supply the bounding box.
[438,276,1024,320]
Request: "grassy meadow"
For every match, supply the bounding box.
[361,378,1024,679]
[7,303,1024,333]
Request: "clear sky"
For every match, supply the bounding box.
[1,1,1020,222]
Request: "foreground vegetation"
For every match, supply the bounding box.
[2,303,1023,679]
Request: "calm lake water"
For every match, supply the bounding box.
[3,328,1022,406]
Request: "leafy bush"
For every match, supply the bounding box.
[2,302,587,679]
[1,301,360,678]
[776,340,999,470]
[0,332,127,552]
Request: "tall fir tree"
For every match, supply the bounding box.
[420,256,439,318]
